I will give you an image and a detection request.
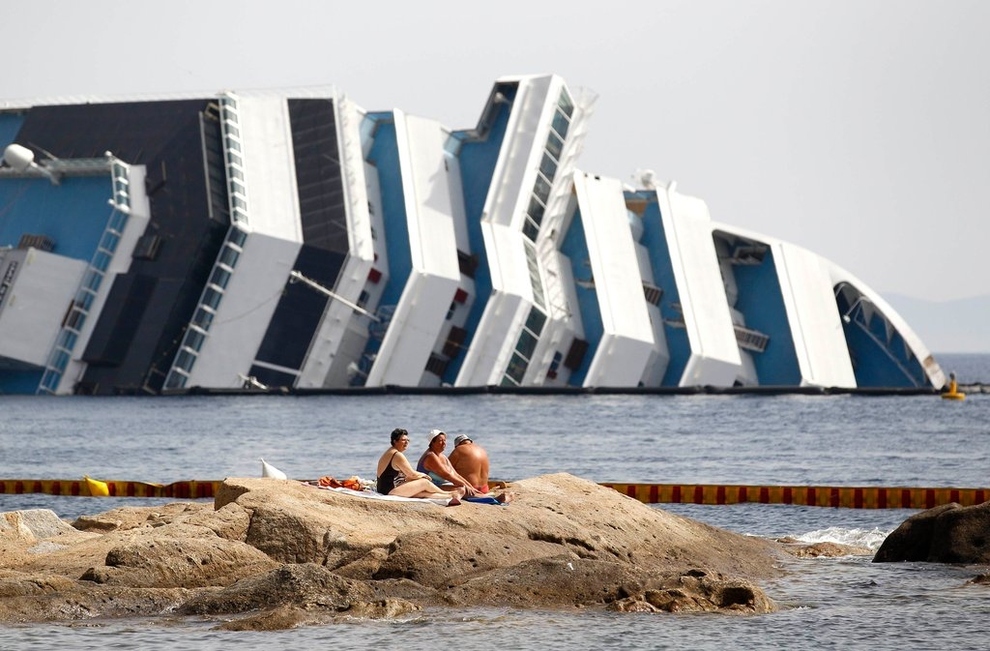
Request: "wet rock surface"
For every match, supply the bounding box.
[874,501,990,564]
[1,473,784,628]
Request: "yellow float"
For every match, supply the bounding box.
[942,372,966,401]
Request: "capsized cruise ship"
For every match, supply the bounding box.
[0,75,946,395]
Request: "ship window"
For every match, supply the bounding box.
[92,250,111,272]
[108,211,127,233]
[523,218,539,242]
[65,308,85,331]
[219,245,240,268]
[551,110,569,139]
[505,352,528,384]
[75,290,95,311]
[525,307,546,336]
[210,266,232,289]
[185,328,206,352]
[527,196,546,225]
[175,349,196,372]
[228,227,248,247]
[515,329,538,360]
[192,307,214,329]
[539,153,558,184]
[57,330,78,350]
[558,90,574,118]
[100,231,120,253]
[545,131,563,161]
[84,270,102,292]
[203,286,223,310]
[52,349,70,372]
[534,174,551,204]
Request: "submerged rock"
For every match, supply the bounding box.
[0,473,783,627]
[874,501,990,564]
[776,538,872,558]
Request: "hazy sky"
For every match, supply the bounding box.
[4,1,987,303]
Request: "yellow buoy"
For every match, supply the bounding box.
[942,373,966,401]
[84,475,110,497]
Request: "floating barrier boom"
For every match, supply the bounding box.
[0,479,221,499]
[601,483,990,509]
[2,479,987,509]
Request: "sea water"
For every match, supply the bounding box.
[1,354,989,650]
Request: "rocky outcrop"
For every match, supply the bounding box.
[874,501,990,563]
[0,473,783,627]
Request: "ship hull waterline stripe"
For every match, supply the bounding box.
[2,479,988,509]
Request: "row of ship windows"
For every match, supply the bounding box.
[164,225,247,388]
[165,95,248,388]
[503,89,573,386]
[220,96,249,226]
[111,162,130,209]
[40,167,133,392]
[501,306,548,386]
[523,93,572,244]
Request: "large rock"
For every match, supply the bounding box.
[0,473,784,626]
[874,501,990,563]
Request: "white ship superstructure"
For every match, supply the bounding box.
[0,75,945,394]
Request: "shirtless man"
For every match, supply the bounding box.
[416,429,478,497]
[447,434,492,494]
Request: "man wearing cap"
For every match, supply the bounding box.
[448,434,492,494]
[416,429,479,497]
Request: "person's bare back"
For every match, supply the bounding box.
[448,435,490,491]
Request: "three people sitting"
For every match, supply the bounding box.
[376,428,465,502]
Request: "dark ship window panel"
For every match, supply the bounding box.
[132,233,162,261]
[563,338,589,371]
[254,246,344,371]
[81,273,158,367]
[287,99,349,255]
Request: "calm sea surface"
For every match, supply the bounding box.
[2,353,989,650]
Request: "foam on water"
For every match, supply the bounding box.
[794,526,891,551]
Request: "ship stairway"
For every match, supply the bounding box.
[734,324,770,353]
[729,245,768,265]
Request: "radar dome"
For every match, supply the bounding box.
[3,143,35,172]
